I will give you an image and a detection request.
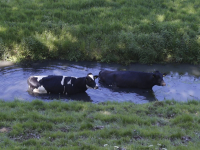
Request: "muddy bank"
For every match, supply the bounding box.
[0,61,15,68]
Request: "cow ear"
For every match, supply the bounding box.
[94,75,99,79]
[163,73,167,77]
[153,74,156,78]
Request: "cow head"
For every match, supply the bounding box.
[86,73,99,89]
[153,71,166,86]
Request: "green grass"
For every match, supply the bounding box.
[0,99,200,149]
[0,0,200,64]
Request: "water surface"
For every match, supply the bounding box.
[0,60,200,103]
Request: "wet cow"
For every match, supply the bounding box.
[27,73,99,95]
[99,70,166,89]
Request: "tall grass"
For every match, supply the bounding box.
[0,0,200,64]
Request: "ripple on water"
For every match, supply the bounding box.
[0,61,200,103]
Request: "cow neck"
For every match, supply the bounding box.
[73,77,87,90]
[144,73,155,89]
[150,73,157,88]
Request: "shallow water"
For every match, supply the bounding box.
[0,60,200,104]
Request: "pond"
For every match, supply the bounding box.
[0,60,200,104]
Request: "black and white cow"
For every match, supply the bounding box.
[27,73,99,95]
[99,70,166,89]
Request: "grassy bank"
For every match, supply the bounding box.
[0,0,200,64]
[0,100,200,149]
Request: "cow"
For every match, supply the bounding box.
[99,70,166,89]
[27,73,99,95]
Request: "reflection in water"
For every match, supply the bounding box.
[98,82,156,102]
[28,90,92,102]
[0,60,200,103]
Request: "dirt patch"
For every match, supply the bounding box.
[0,127,11,133]
[0,61,14,68]
[11,132,41,142]
[181,136,192,143]
[59,127,69,132]
[93,126,104,131]
[133,135,142,140]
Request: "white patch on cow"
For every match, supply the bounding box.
[67,79,71,85]
[66,92,68,95]
[34,76,47,82]
[86,85,93,89]
[33,86,47,93]
[72,84,73,86]
[61,76,67,85]
[86,84,98,89]
[88,74,94,80]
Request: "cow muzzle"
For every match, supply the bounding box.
[161,81,166,86]
[94,86,98,89]
[86,85,98,89]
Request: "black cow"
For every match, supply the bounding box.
[99,70,166,89]
[27,73,99,95]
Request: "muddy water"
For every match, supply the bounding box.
[0,60,200,104]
